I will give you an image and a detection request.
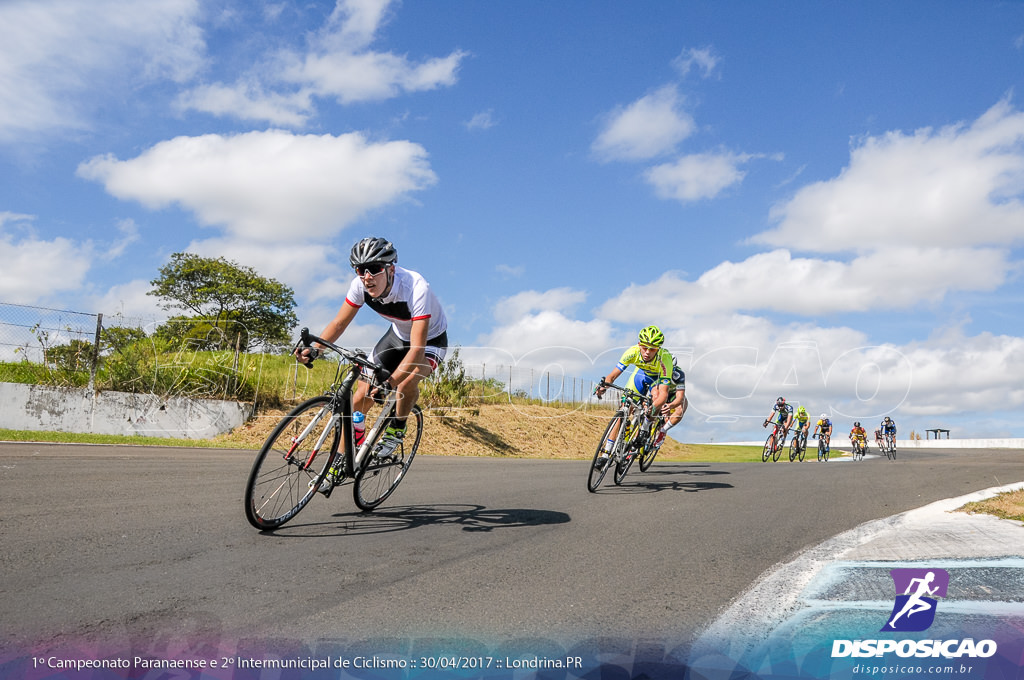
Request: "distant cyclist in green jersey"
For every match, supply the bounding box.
[794,405,810,440]
[594,325,673,464]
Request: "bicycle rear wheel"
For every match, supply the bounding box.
[797,434,806,462]
[244,395,340,530]
[354,404,422,511]
[588,410,624,492]
[639,434,660,472]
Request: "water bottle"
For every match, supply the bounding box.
[353,411,366,448]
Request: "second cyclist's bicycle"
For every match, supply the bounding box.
[877,432,896,460]
[814,433,830,462]
[588,382,654,492]
[243,329,423,530]
[789,429,807,462]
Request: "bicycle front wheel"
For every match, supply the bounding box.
[589,410,624,492]
[244,395,340,530]
[762,434,774,462]
[797,435,806,462]
[354,405,423,511]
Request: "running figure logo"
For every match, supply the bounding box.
[882,568,950,632]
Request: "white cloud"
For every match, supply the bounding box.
[673,46,720,79]
[184,236,348,306]
[76,129,437,242]
[494,288,587,324]
[179,0,467,124]
[175,82,313,127]
[0,227,92,305]
[597,247,1013,321]
[90,279,165,324]
[466,110,497,131]
[592,85,696,162]
[758,98,1024,252]
[0,0,204,141]
[645,151,758,202]
[495,264,524,278]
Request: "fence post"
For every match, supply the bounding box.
[88,313,103,394]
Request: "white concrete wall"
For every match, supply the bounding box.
[710,438,1024,449]
[0,382,252,439]
[895,437,1024,449]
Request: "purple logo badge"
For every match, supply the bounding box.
[882,568,950,632]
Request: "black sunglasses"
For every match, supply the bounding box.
[354,263,388,276]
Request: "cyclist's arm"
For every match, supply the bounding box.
[296,300,359,363]
[596,366,624,395]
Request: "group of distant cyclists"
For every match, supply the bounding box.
[765,396,898,460]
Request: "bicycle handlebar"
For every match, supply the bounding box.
[296,327,391,384]
[595,381,653,408]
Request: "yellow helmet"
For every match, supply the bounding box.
[638,325,665,347]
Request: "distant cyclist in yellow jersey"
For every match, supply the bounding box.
[813,413,833,454]
[594,325,673,462]
[794,405,810,439]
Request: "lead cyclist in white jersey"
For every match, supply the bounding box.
[296,237,448,458]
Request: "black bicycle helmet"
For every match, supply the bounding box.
[350,237,397,268]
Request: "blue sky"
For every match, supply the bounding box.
[2,0,1024,442]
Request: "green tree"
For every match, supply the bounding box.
[149,253,298,352]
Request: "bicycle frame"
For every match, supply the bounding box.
[588,381,655,491]
[298,328,394,479]
[601,383,654,454]
[244,328,421,529]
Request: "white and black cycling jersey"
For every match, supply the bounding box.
[345,265,447,342]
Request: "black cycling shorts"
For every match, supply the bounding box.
[369,327,448,377]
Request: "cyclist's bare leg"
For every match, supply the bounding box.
[392,360,433,420]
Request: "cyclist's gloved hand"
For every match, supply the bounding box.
[295,346,319,367]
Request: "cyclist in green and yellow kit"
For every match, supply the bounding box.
[594,325,673,466]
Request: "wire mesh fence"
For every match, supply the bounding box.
[0,302,602,407]
[0,302,100,363]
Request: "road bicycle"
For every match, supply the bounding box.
[814,433,830,462]
[788,428,807,462]
[851,437,867,462]
[588,382,655,492]
[244,329,423,530]
[875,430,895,460]
[762,420,788,462]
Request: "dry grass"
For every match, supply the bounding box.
[956,488,1024,524]
[211,401,756,462]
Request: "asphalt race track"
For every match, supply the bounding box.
[2,442,1023,667]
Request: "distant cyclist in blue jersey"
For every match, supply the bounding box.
[879,416,897,451]
[594,325,673,466]
[764,396,794,448]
